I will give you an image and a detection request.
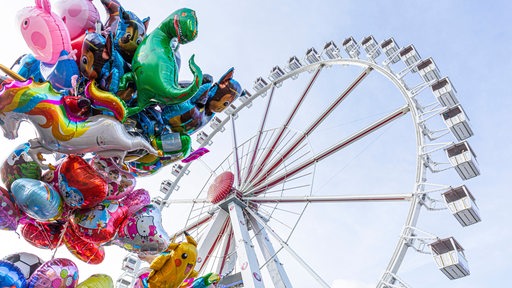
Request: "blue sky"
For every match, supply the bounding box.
[0,0,509,287]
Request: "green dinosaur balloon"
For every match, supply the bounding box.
[120,8,203,117]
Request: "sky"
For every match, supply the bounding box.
[0,0,510,287]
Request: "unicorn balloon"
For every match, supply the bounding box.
[0,78,161,169]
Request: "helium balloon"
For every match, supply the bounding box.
[64,226,105,264]
[187,272,220,288]
[115,204,170,255]
[90,156,136,199]
[77,274,114,288]
[120,188,151,214]
[16,0,72,64]
[27,258,79,288]
[147,233,199,288]
[0,260,27,288]
[59,155,108,209]
[0,186,20,230]
[1,142,42,190]
[21,220,65,249]
[71,199,128,244]
[10,178,63,222]
[3,252,45,280]
[182,148,210,164]
[54,0,100,40]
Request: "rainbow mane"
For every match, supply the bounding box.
[0,79,87,141]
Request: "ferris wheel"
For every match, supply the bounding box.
[117,35,481,287]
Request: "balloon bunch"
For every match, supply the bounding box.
[0,0,244,177]
[0,144,170,264]
[0,251,115,288]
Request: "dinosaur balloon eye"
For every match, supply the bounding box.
[181,253,188,259]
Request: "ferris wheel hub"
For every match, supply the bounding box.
[207,171,235,204]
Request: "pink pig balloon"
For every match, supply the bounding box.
[54,0,100,40]
[16,0,72,64]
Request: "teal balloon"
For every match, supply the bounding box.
[10,178,63,222]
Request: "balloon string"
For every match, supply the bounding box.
[34,221,54,251]
[52,220,70,260]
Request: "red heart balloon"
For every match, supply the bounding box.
[59,155,108,209]
[21,220,65,249]
[64,225,105,264]
[71,199,128,244]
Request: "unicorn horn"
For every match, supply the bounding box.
[0,64,26,81]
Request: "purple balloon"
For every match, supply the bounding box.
[0,186,19,230]
[114,204,170,255]
[27,258,79,288]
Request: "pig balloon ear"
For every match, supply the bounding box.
[40,0,52,13]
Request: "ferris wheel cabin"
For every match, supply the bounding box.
[342,36,361,58]
[432,77,459,108]
[399,44,421,72]
[361,35,381,59]
[442,105,474,141]
[442,185,481,227]
[416,57,441,82]
[380,37,401,64]
[444,141,480,180]
[430,237,470,280]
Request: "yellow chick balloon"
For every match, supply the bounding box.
[147,232,199,288]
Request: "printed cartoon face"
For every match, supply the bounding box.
[137,215,155,237]
[80,32,108,80]
[172,241,198,278]
[208,79,242,113]
[117,11,149,62]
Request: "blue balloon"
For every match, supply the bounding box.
[0,260,27,288]
[10,178,63,222]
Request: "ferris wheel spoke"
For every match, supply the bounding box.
[245,193,413,203]
[174,212,215,239]
[251,67,374,187]
[243,85,276,182]
[249,105,410,195]
[216,225,235,276]
[196,209,231,273]
[230,116,242,187]
[244,207,330,287]
[246,67,324,184]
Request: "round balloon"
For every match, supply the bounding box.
[114,204,170,255]
[0,260,27,288]
[3,252,45,280]
[77,274,113,288]
[0,186,20,230]
[10,178,63,222]
[1,142,42,190]
[59,155,108,209]
[21,220,65,249]
[27,258,79,288]
[71,199,128,244]
[64,226,105,264]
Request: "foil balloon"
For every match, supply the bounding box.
[27,258,79,288]
[59,155,108,209]
[3,252,45,280]
[64,226,105,264]
[182,148,210,164]
[71,199,128,244]
[16,0,72,64]
[115,204,170,255]
[10,178,63,222]
[90,156,136,199]
[54,0,100,40]
[121,188,151,214]
[0,186,20,230]
[21,220,65,249]
[147,233,199,288]
[1,142,42,190]
[77,274,114,288]
[0,260,27,288]
[119,8,203,117]
[186,272,220,288]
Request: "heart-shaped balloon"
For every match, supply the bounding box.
[0,186,20,230]
[27,258,79,288]
[114,204,170,255]
[121,188,151,214]
[77,274,114,288]
[1,143,42,190]
[71,199,128,244]
[59,155,108,209]
[21,220,65,249]
[90,156,136,199]
[10,178,63,222]
[64,226,105,264]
